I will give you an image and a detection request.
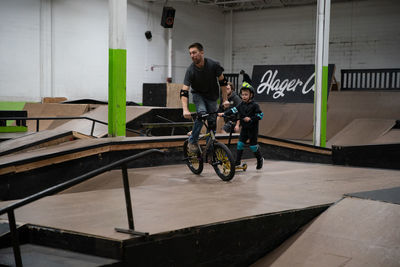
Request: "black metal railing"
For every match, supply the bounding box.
[224,73,240,92]
[0,149,164,267]
[140,115,193,136]
[0,111,27,127]
[0,116,140,136]
[341,68,400,90]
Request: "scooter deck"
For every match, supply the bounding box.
[235,162,247,171]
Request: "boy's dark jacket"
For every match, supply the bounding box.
[224,100,263,128]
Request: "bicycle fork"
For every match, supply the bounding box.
[202,131,215,163]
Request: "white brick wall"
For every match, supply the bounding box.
[0,0,224,102]
[0,0,398,101]
[0,0,41,101]
[231,0,400,83]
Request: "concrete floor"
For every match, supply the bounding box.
[1,160,400,241]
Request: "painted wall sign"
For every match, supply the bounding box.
[252,64,335,103]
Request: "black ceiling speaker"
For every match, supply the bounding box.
[145,31,152,40]
[161,7,175,28]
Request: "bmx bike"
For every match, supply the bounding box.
[183,112,236,181]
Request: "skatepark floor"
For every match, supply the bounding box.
[1,159,399,241]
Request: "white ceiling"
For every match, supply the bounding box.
[147,0,357,12]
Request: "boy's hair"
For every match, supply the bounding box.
[189,42,204,51]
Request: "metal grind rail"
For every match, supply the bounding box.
[0,149,165,267]
[0,116,140,136]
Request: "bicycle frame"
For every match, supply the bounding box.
[184,112,236,181]
[193,114,217,161]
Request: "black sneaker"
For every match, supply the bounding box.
[256,157,264,170]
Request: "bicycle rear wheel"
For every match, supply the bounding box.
[212,142,235,181]
[183,140,204,175]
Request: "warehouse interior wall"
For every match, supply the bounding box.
[0,0,398,102]
[231,0,400,79]
[0,0,224,102]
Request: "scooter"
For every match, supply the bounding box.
[226,120,247,172]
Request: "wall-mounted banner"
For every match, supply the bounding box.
[252,64,335,103]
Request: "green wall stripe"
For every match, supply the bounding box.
[0,102,26,110]
[0,102,26,126]
[0,126,27,133]
[320,65,329,147]
[108,49,126,137]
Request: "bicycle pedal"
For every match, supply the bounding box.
[210,160,220,166]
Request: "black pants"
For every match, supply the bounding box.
[239,127,258,146]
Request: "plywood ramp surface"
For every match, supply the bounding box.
[258,91,400,142]
[372,129,400,144]
[0,135,180,169]
[327,118,396,147]
[52,106,153,137]
[23,103,89,131]
[2,161,400,240]
[325,91,400,140]
[0,129,91,156]
[0,138,113,167]
[252,197,400,267]
[258,103,314,140]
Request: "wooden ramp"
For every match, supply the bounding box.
[258,91,400,142]
[52,105,153,137]
[0,134,333,200]
[326,118,397,147]
[372,129,400,144]
[1,161,400,266]
[252,189,400,267]
[0,129,91,157]
[325,91,400,140]
[23,103,89,131]
[258,103,314,140]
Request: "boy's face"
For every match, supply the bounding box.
[241,90,251,102]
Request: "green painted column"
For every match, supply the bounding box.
[313,0,330,147]
[109,49,126,136]
[320,66,329,147]
[108,0,127,137]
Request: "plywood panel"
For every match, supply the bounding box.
[23,103,89,131]
[166,83,183,108]
[327,118,396,147]
[1,161,400,241]
[52,106,153,137]
[253,197,400,267]
[258,102,314,140]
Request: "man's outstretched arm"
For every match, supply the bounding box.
[180,85,191,119]
[218,74,230,108]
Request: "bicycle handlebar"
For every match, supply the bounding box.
[190,112,218,119]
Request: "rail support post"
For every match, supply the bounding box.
[8,210,23,267]
[115,163,148,237]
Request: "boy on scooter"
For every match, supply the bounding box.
[218,82,264,169]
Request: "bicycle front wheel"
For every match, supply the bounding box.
[183,140,204,175]
[212,142,235,181]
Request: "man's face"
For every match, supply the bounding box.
[189,47,204,65]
